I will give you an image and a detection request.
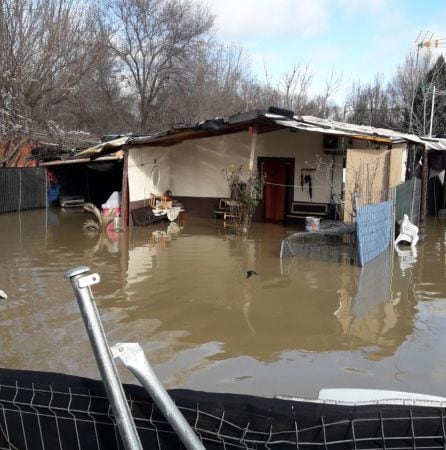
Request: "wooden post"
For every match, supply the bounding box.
[248,125,258,173]
[419,146,429,233]
[121,148,129,229]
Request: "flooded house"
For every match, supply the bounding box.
[15,106,441,244]
[2,110,446,449]
[41,107,442,227]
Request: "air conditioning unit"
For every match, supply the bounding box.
[323,134,338,150]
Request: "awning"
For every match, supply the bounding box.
[39,153,123,166]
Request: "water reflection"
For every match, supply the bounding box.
[0,209,445,397]
[394,244,418,274]
[124,227,411,363]
[334,250,416,360]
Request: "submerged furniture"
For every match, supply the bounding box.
[286,201,328,224]
[214,198,239,222]
[59,195,85,208]
[148,193,170,209]
[213,198,231,218]
[146,193,184,222]
[131,206,165,226]
[394,214,419,247]
[166,206,183,221]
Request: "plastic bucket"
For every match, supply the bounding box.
[305,216,320,232]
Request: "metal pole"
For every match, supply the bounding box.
[429,85,436,138]
[419,147,429,234]
[65,267,142,450]
[112,342,205,450]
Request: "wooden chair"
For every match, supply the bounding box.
[148,194,169,209]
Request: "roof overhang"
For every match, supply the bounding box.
[39,153,123,166]
[274,119,392,144]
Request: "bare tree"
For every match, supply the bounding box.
[304,69,343,118]
[344,74,390,127]
[278,63,313,113]
[254,62,315,114]
[388,49,433,133]
[57,49,137,134]
[102,0,214,133]
[162,43,258,124]
[0,0,106,165]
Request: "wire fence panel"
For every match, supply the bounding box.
[0,168,47,214]
[2,368,446,449]
[356,200,393,267]
[394,178,421,225]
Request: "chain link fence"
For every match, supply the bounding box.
[0,168,47,214]
[356,200,394,267]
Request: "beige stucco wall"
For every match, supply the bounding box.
[344,148,390,222]
[389,143,406,187]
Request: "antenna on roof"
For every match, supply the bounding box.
[416,31,446,49]
[409,32,446,134]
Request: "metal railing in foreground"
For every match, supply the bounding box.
[65,266,203,450]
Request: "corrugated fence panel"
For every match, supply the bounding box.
[0,168,47,213]
[411,178,421,225]
[356,200,393,266]
[394,177,421,225]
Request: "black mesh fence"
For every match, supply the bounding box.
[2,368,446,449]
[0,168,47,214]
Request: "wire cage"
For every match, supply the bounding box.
[280,221,357,266]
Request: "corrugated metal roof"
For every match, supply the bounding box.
[61,109,446,162]
[273,119,392,143]
[300,116,426,144]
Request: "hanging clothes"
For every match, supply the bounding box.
[304,174,313,199]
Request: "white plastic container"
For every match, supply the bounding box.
[113,215,121,231]
[305,216,320,232]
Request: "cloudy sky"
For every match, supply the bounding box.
[205,0,446,101]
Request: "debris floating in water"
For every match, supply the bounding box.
[246,270,258,279]
[0,290,7,299]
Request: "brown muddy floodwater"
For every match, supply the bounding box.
[0,208,445,399]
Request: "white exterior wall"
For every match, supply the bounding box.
[256,129,343,204]
[170,133,251,197]
[168,129,341,203]
[128,129,347,203]
[128,147,171,202]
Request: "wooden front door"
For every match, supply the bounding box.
[261,158,290,221]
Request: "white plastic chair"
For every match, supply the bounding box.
[394,214,419,248]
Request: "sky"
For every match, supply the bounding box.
[205,0,446,103]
